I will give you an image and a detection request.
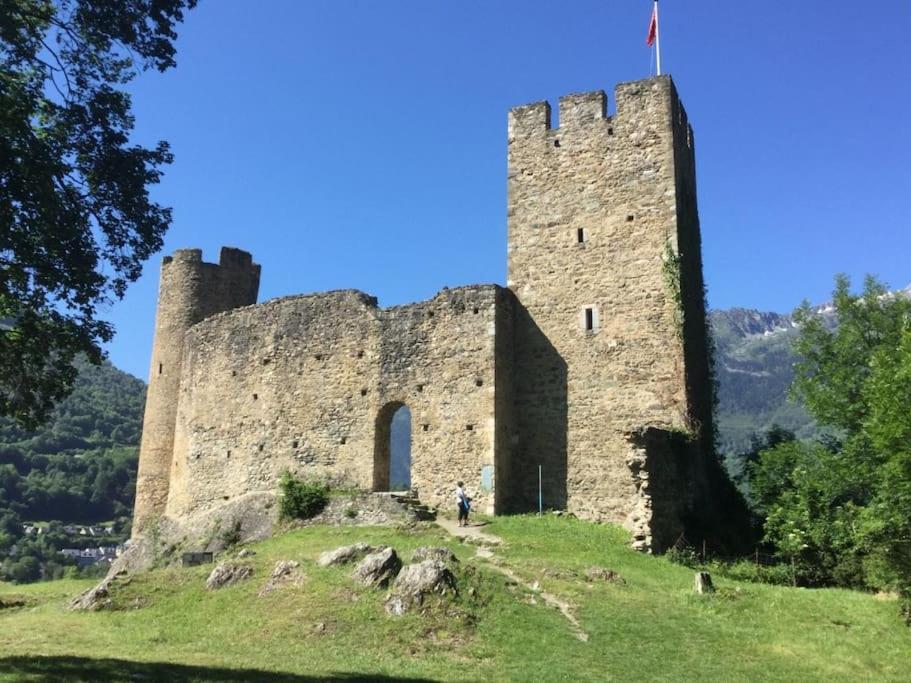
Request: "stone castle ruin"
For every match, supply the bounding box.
[133,76,721,552]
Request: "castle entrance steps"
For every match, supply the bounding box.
[373,491,436,521]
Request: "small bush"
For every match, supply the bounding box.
[219,520,242,548]
[344,506,359,519]
[708,559,793,586]
[666,545,701,568]
[279,472,329,520]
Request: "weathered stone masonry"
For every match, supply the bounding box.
[133,76,716,551]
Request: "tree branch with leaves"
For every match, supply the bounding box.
[1,0,196,427]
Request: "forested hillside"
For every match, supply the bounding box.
[0,358,145,581]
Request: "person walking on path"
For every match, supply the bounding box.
[456,481,471,527]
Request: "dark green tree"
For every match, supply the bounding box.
[1,0,196,427]
[750,275,911,597]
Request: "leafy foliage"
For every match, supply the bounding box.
[749,276,911,600]
[278,472,329,521]
[0,0,195,427]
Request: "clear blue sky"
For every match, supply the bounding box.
[106,0,911,379]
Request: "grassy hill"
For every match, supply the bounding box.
[1,516,907,682]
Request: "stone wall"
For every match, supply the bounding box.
[506,76,711,539]
[165,285,512,520]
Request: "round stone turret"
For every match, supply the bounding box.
[132,247,260,536]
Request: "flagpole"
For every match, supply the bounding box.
[654,1,661,76]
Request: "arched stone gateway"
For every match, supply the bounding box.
[373,401,411,492]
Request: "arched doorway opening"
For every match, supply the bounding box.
[373,402,411,491]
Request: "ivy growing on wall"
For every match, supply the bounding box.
[662,241,684,340]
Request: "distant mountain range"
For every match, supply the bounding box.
[711,283,911,463]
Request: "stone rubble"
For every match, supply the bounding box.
[411,546,458,565]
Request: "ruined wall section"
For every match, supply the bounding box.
[166,285,508,519]
[376,286,507,514]
[133,247,260,536]
[507,76,704,529]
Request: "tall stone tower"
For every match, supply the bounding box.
[132,247,260,536]
[507,76,713,546]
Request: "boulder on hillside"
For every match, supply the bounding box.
[259,560,304,597]
[318,543,374,567]
[411,546,458,565]
[206,563,254,590]
[353,547,401,588]
[385,559,457,616]
[694,571,715,594]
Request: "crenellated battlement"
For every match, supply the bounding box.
[558,90,607,127]
[163,248,202,265]
[508,76,684,142]
[508,88,610,139]
[508,100,551,139]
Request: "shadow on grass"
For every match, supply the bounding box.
[0,656,440,682]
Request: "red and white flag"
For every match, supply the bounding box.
[646,4,658,47]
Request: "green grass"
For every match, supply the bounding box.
[1,517,908,682]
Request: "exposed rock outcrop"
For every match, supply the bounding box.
[69,575,117,611]
[318,543,375,567]
[352,547,401,588]
[206,563,254,590]
[259,560,304,596]
[385,559,457,615]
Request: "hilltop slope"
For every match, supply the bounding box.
[0,516,907,682]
